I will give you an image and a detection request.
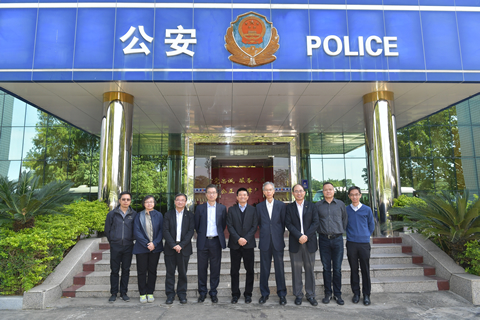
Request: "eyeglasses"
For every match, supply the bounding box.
[120,198,131,201]
[293,190,305,194]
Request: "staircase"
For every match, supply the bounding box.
[63,237,449,298]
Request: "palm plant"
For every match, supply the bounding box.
[0,171,75,231]
[389,190,480,259]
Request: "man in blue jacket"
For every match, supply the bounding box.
[104,191,137,302]
[345,186,375,306]
[194,184,227,303]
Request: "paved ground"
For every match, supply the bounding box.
[2,291,479,320]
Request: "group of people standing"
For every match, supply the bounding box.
[103,181,375,307]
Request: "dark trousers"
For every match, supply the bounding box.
[136,251,161,295]
[346,241,371,296]
[259,238,286,298]
[197,237,222,297]
[165,252,190,299]
[319,235,344,297]
[109,242,133,295]
[230,247,254,298]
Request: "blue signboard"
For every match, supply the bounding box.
[1,1,480,82]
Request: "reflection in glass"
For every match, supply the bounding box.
[433,158,455,190]
[0,127,24,160]
[0,160,21,180]
[412,158,434,191]
[431,126,453,158]
[345,159,368,190]
[9,97,26,127]
[25,106,46,127]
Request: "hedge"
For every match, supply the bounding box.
[0,200,108,295]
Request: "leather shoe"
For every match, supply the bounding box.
[211,295,218,303]
[108,294,116,302]
[245,296,252,304]
[231,296,238,304]
[363,295,371,306]
[294,297,302,305]
[322,295,332,304]
[279,296,287,305]
[307,297,318,306]
[334,296,344,305]
[166,296,174,304]
[180,298,187,304]
[352,294,360,304]
[198,295,206,303]
[259,295,269,304]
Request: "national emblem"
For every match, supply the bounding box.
[225,12,279,67]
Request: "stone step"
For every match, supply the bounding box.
[77,263,426,286]
[69,275,440,299]
[99,243,405,261]
[89,253,414,272]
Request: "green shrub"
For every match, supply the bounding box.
[459,241,480,276]
[0,200,108,295]
[392,195,427,208]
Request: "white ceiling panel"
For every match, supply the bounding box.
[267,83,309,96]
[233,83,271,96]
[1,81,478,135]
[302,83,346,96]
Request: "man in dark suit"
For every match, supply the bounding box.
[227,187,258,304]
[194,184,227,303]
[285,184,320,306]
[163,193,195,304]
[256,181,287,305]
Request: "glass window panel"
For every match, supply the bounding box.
[194,157,210,188]
[343,133,365,156]
[48,114,68,127]
[345,145,366,158]
[429,108,450,125]
[396,127,411,158]
[131,156,167,195]
[321,133,344,157]
[22,126,46,160]
[452,126,474,158]
[469,95,480,125]
[0,160,21,180]
[408,125,431,157]
[7,97,26,127]
[68,160,96,188]
[399,158,413,188]
[455,158,478,191]
[345,158,368,190]
[0,93,5,124]
[22,161,44,184]
[412,158,434,191]
[323,158,347,201]
[472,127,480,157]
[310,158,324,195]
[69,127,97,161]
[453,103,471,126]
[433,158,456,190]
[44,160,68,184]
[0,127,24,160]
[46,126,70,160]
[430,126,453,158]
[273,157,290,188]
[25,105,48,127]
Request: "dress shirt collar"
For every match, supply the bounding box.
[207,202,216,209]
[176,208,184,215]
[350,203,363,211]
[239,203,247,212]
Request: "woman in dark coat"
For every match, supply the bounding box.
[133,195,164,303]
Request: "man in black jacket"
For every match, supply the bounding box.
[163,193,195,304]
[226,188,258,304]
[285,184,320,306]
[104,191,137,302]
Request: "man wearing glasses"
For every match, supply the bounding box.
[194,184,227,303]
[346,186,375,306]
[104,191,137,302]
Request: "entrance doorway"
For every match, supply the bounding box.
[193,142,292,209]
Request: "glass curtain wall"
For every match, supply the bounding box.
[0,89,99,199]
[307,133,368,205]
[397,94,480,198]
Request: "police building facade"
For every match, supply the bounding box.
[1,1,480,227]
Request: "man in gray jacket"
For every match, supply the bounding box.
[104,191,137,302]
